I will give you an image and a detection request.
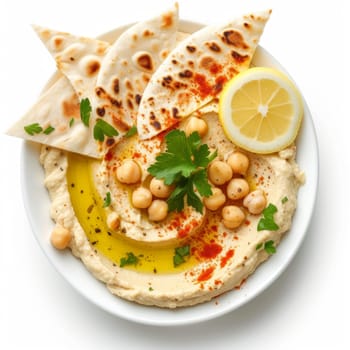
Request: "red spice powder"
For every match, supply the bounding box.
[220,249,234,268]
[132,151,141,159]
[197,266,215,282]
[193,73,212,98]
[209,62,222,75]
[178,224,192,239]
[199,243,223,259]
[104,149,114,162]
[214,75,227,94]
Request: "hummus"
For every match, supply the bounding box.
[40,106,304,308]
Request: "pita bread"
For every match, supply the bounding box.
[8,27,111,158]
[6,76,99,156]
[7,6,179,158]
[137,10,271,140]
[92,4,179,150]
[7,27,111,158]
[32,25,110,100]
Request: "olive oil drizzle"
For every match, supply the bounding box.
[66,152,198,274]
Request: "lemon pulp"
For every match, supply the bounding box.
[219,67,303,154]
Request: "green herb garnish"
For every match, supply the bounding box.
[148,130,217,213]
[24,123,43,136]
[173,245,190,267]
[125,125,138,138]
[264,240,276,254]
[120,252,139,267]
[102,192,111,208]
[255,243,263,250]
[93,119,119,142]
[69,118,75,127]
[43,125,55,135]
[256,240,276,254]
[282,196,288,204]
[257,203,279,231]
[80,98,92,127]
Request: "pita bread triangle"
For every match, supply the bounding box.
[136,9,272,140]
[7,5,179,158]
[93,3,179,151]
[7,74,101,156]
[32,25,110,100]
[7,27,111,158]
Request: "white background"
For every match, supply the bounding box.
[0,0,348,349]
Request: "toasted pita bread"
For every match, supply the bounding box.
[32,25,110,100]
[7,27,111,158]
[92,4,179,150]
[6,76,99,156]
[137,10,271,140]
[8,6,179,158]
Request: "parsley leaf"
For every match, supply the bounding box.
[256,243,263,250]
[69,118,75,127]
[80,98,92,127]
[120,252,139,267]
[148,130,217,213]
[93,119,119,142]
[173,245,190,267]
[257,203,279,231]
[24,123,43,136]
[264,240,276,254]
[256,240,276,254]
[125,125,138,138]
[282,196,288,204]
[103,192,111,208]
[191,169,212,197]
[167,179,188,212]
[186,182,204,213]
[43,125,55,135]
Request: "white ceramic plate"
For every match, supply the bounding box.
[20,20,319,326]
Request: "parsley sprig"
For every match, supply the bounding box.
[257,203,279,231]
[120,252,139,267]
[93,118,119,142]
[24,123,55,136]
[173,245,190,267]
[125,125,138,138]
[256,240,276,254]
[80,98,92,127]
[24,123,43,135]
[148,130,217,213]
[102,192,111,208]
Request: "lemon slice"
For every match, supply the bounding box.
[218,67,303,154]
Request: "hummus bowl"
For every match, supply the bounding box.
[20,20,318,326]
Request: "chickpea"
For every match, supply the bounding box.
[222,205,245,229]
[50,224,72,250]
[227,152,250,175]
[116,159,141,184]
[185,116,208,137]
[203,187,226,211]
[149,177,173,198]
[132,187,153,209]
[107,211,120,230]
[208,161,233,185]
[243,189,267,215]
[227,178,250,200]
[148,200,168,221]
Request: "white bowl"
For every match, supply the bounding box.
[21,20,319,326]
